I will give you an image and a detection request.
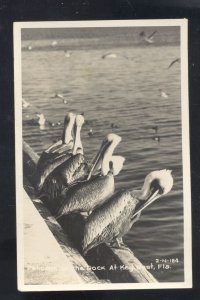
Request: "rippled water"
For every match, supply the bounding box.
[21,30,183,282]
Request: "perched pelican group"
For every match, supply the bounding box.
[36,112,173,255]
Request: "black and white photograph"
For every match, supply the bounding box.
[14,19,191,291]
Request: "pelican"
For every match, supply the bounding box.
[55,133,125,219]
[36,112,76,191]
[53,114,89,187]
[38,114,89,209]
[139,31,157,44]
[82,169,173,255]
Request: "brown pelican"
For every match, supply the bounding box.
[54,114,89,187]
[37,114,89,210]
[82,169,173,255]
[55,133,125,219]
[36,112,76,191]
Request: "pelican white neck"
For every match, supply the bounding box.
[72,114,85,155]
[62,112,76,145]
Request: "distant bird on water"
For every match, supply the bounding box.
[167,58,180,69]
[88,129,94,137]
[64,50,72,58]
[25,113,46,128]
[101,53,134,60]
[101,53,118,59]
[22,98,30,108]
[37,113,46,126]
[52,93,69,104]
[151,125,158,134]
[159,89,169,99]
[27,45,32,51]
[139,31,157,44]
[111,123,119,129]
[151,125,160,142]
[51,40,58,47]
[55,133,124,219]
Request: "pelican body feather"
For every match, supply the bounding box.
[56,173,114,218]
[41,153,89,207]
[36,151,72,191]
[82,189,139,254]
[82,169,173,254]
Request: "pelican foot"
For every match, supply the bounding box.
[109,238,127,250]
[131,211,141,224]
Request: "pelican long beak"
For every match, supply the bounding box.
[62,113,76,145]
[87,138,112,180]
[131,186,160,220]
[72,115,84,155]
[49,113,76,154]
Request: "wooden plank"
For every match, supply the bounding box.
[23,140,157,283]
[23,178,108,284]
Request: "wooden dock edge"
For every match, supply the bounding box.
[22,140,157,284]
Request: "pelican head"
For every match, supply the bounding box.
[61,112,76,146]
[132,169,173,218]
[87,133,122,179]
[72,114,85,155]
[109,156,125,176]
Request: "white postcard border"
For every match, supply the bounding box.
[14,19,192,291]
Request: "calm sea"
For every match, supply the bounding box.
[21,26,184,282]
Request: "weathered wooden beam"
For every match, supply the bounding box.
[23,140,157,283]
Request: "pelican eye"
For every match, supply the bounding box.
[150,179,164,195]
[109,161,113,170]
